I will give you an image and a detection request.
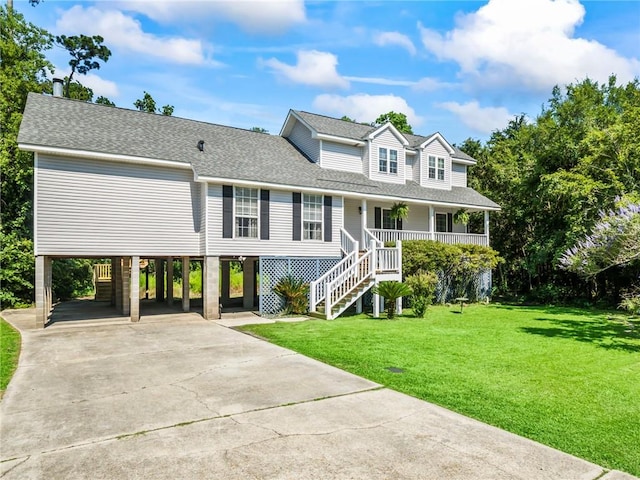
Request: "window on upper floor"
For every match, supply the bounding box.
[379,148,398,174]
[379,148,387,173]
[428,156,445,181]
[389,149,398,174]
[303,193,322,240]
[235,187,258,238]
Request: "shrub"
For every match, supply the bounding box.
[403,240,502,303]
[405,271,438,318]
[52,259,94,301]
[273,275,309,314]
[372,281,412,319]
[619,290,640,316]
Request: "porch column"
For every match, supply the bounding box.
[182,257,190,312]
[35,256,46,328]
[360,198,367,247]
[484,211,490,245]
[373,283,380,318]
[45,256,53,316]
[130,256,140,322]
[156,258,165,302]
[203,256,220,320]
[397,240,402,315]
[243,258,255,310]
[221,261,230,307]
[429,206,435,240]
[166,257,174,305]
[114,257,123,313]
[110,257,117,305]
[121,257,131,316]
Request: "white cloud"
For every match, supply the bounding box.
[438,101,513,134]
[412,77,455,92]
[419,0,640,91]
[344,76,415,87]
[119,0,306,34]
[374,31,417,56]
[313,94,423,126]
[52,65,120,98]
[262,50,349,89]
[56,6,214,66]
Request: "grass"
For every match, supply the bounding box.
[241,304,640,476]
[0,318,21,397]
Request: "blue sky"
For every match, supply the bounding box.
[17,0,640,144]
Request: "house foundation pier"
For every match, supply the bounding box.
[182,256,190,312]
[203,256,220,320]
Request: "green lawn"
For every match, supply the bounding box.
[241,304,640,476]
[0,318,21,396]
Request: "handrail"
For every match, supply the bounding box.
[363,227,383,249]
[370,229,488,246]
[309,250,357,312]
[340,228,359,255]
[326,249,374,319]
[94,264,111,281]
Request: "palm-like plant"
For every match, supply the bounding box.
[372,281,413,319]
[273,275,310,314]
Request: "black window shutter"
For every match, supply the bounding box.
[292,192,301,241]
[222,185,233,238]
[374,207,382,229]
[397,217,403,231]
[323,196,332,242]
[260,189,270,240]
[447,213,453,232]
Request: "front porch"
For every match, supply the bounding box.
[343,198,491,248]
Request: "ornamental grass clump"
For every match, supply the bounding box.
[372,281,412,319]
[405,271,438,318]
[273,275,310,315]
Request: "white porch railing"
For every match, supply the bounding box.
[326,249,374,319]
[340,228,359,255]
[310,250,357,313]
[370,229,488,246]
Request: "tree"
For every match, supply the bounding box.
[95,96,115,106]
[55,34,111,98]
[0,5,53,305]
[134,91,173,115]
[375,111,413,134]
[560,199,640,277]
[250,127,268,133]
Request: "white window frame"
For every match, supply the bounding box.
[234,187,259,239]
[428,155,446,181]
[303,193,323,241]
[389,149,398,174]
[378,147,388,173]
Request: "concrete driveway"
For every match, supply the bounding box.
[1,308,635,480]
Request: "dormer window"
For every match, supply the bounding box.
[379,148,398,174]
[428,156,445,181]
[379,148,387,172]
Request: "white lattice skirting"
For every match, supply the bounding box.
[259,256,341,315]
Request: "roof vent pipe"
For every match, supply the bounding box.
[52,78,63,97]
[197,140,205,152]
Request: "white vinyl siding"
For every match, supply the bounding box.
[343,197,361,244]
[320,142,362,173]
[369,129,405,184]
[35,155,200,256]
[451,162,467,187]
[208,185,342,257]
[420,139,451,190]
[405,154,414,182]
[288,121,320,162]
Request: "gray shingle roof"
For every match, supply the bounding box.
[19,93,498,209]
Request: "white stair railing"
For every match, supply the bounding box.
[363,227,383,248]
[326,248,375,319]
[340,229,359,255]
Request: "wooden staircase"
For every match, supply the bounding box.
[309,229,401,320]
[94,263,112,301]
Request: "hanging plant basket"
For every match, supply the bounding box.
[390,202,409,220]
